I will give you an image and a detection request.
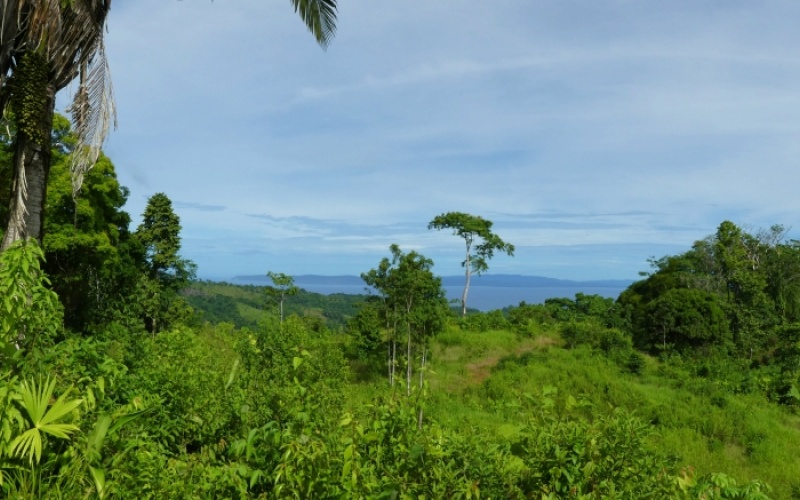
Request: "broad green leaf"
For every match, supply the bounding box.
[107,408,152,436]
[89,465,106,499]
[225,359,240,390]
[39,423,80,439]
[89,414,112,456]
[9,428,42,464]
[250,469,263,489]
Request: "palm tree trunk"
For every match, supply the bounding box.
[0,2,22,116]
[1,85,55,250]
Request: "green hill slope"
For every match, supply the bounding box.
[404,325,800,498]
[183,280,366,329]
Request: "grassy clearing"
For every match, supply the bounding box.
[408,326,800,498]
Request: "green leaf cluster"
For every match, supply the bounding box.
[0,239,62,363]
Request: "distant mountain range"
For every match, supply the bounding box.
[230,274,634,289]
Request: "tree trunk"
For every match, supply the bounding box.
[0,2,22,117]
[462,241,472,317]
[1,85,55,250]
[391,340,396,387]
[386,339,390,384]
[417,346,426,430]
[419,346,425,389]
[462,267,471,317]
[406,319,412,397]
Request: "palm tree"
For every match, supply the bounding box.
[0,0,112,250]
[0,0,337,250]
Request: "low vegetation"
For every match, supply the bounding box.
[0,237,793,497]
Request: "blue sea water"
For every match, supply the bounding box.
[298,284,627,311]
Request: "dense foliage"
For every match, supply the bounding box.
[618,221,800,405]
[0,241,780,497]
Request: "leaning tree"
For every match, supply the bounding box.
[0,0,337,250]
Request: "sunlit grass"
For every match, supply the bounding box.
[414,324,800,498]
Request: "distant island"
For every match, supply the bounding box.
[230,274,633,289]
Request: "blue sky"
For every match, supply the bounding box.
[63,1,800,281]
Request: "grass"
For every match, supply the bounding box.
[395,325,800,498]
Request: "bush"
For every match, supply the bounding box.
[459,310,509,332]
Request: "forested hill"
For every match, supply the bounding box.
[231,273,633,288]
[183,280,366,329]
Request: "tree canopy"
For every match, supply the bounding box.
[618,220,800,359]
[265,271,300,323]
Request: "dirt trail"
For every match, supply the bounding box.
[465,336,558,385]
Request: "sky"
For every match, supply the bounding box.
[60,1,800,281]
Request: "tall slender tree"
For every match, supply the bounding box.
[428,212,515,316]
[265,271,299,323]
[42,116,137,329]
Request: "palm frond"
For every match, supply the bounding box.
[291,0,337,49]
[67,31,115,200]
[9,0,115,196]
[8,428,41,464]
[39,390,83,427]
[37,423,80,439]
[17,377,51,424]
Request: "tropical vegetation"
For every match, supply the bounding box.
[0,117,796,498]
[0,5,798,496]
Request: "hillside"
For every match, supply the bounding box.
[183,280,366,329]
[418,325,799,498]
[181,279,800,496]
[4,215,800,496]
